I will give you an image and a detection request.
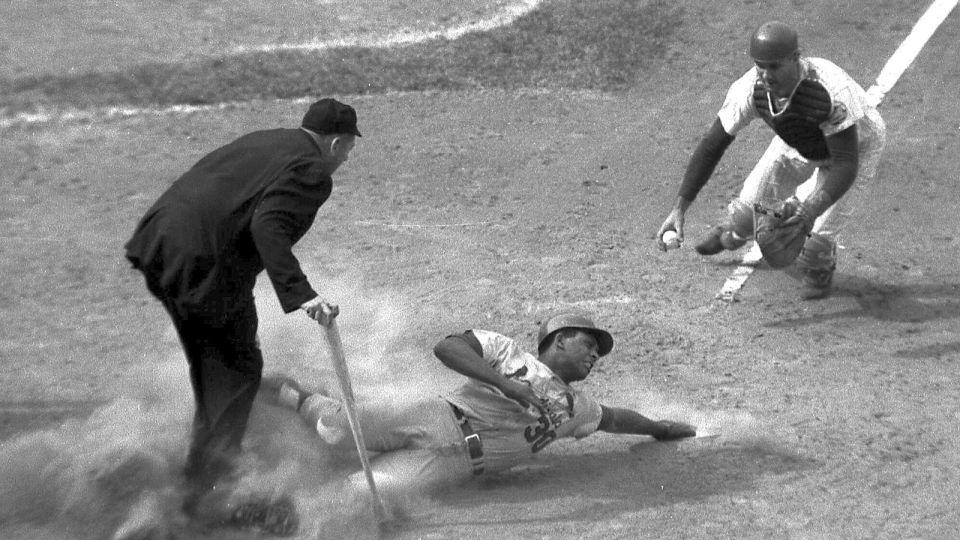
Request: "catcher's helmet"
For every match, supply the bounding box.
[749,21,799,62]
[537,312,614,357]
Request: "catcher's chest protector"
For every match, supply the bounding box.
[753,74,833,160]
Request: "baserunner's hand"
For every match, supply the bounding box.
[501,380,550,417]
[653,420,697,441]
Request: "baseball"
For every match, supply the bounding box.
[662,230,680,249]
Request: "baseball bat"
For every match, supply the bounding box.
[321,317,389,524]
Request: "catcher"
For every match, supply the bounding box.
[655,21,886,299]
[261,312,696,519]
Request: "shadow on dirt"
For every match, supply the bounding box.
[762,278,960,328]
[892,341,960,361]
[402,438,815,532]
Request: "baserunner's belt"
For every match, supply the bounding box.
[450,403,484,475]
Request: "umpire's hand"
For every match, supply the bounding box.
[301,297,340,326]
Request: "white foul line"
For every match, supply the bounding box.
[867,0,960,107]
[0,100,258,130]
[234,0,542,53]
[0,1,543,129]
[716,242,763,302]
[717,0,958,302]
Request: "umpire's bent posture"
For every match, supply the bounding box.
[125,98,358,525]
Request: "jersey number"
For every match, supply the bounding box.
[524,416,556,453]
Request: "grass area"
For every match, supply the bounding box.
[0,0,682,114]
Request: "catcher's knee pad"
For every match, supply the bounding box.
[796,233,837,272]
[715,199,754,250]
[726,198,755,239]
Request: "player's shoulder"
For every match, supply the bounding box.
[468,328,507,343]
[805,57,848,74]
[468,329,523,358]
[730,67,761,92]
[232,127,294,142]
[804,58,859,91]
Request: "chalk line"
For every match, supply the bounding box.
[234,0,542,53]
[716,0,957,302]
[0,1,543,129]
[867,0,959,107]
[0,100,264,130]
[716,242,763,302]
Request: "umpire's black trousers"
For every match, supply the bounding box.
[159,292,264,496]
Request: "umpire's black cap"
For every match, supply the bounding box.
[537,312,614,357]
[302,98,362,137]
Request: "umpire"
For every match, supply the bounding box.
[124,98,359,518]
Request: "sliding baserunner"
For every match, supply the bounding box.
[262,312,695,519]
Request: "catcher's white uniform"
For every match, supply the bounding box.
[719,57,886,242]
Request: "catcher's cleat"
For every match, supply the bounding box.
[800,266,834,300]
[695,226,725,255]
[226,496,300,537]
[695,225,747,255]
[720,230,748,251]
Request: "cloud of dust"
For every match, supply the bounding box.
[0,368,190,539]
[254,269,458,402]
[0,270,447,538]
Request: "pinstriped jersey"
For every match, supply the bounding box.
[718,57,876,160]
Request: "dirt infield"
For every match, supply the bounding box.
[2,1,959,538]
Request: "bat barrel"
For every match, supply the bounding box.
[323,319,390,524]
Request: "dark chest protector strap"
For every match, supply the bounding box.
[753,76,833,160]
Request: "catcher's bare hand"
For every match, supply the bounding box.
[653,420,696,441]
[301,297,340,326]
[656,209,685,252]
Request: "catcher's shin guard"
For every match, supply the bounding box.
[796,233,836,272]
[796,233,836,300]
[727,198,755,239]
[717,199,755,251]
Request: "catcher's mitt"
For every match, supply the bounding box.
[754,197,812,269]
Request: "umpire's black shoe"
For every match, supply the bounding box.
[227,496,300,537]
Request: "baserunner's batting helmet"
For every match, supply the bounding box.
[537,312,614,357]
[749,21,799,62]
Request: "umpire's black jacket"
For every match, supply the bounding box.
[125,128,331,323]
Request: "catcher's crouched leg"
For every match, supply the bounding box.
[723,198,754,249]
[795,233,837,300]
